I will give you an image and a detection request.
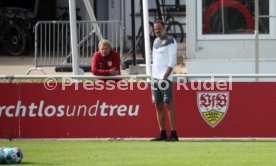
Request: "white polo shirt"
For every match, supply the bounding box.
[152,35,177,81]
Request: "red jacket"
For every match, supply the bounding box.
[91,50,121,76]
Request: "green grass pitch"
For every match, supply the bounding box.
[1,139,276,166]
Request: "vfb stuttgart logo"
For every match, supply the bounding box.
[197,92,229,128]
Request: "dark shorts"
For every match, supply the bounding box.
[151,79,174,104]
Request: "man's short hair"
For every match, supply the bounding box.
[98,39,112,49]
[153,19,165,27]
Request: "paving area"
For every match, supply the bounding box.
[0,55,69,75]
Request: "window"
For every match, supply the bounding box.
[198,0,273,39]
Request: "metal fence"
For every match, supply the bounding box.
[33,20,124,69]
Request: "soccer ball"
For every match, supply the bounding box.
[0,147,5,163]
[3,147,23,164]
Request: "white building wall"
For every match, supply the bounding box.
[186,0,276,75]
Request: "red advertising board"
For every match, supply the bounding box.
[1,82,276,138]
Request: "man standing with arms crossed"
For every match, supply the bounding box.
[151,20,178,141]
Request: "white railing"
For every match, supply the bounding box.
[31,20,124,69]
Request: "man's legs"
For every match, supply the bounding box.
[151,79,178,141]
[151,102,178,141]
[151,103,167,141]
[166,102,178,141]
[155,103,166,130]
[166,102,176,131]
